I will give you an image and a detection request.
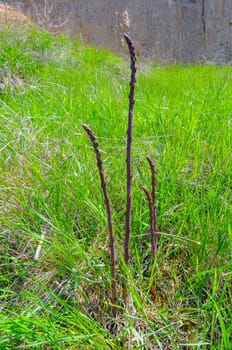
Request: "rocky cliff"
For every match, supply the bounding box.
[2,0,232,63]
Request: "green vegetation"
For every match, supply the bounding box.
[0,25,231,349]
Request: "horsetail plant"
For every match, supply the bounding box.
[123,33,137,306]
[83,34,137,309]
[145,156,158,261]
[142,156,158,299]
[82,124,117,313]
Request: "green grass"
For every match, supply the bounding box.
[0,25,231,349]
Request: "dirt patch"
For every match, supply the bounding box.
[0,4,32,27]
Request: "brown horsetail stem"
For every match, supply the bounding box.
[123,33,137,305]
[142,157,158,299]
[82,124,117,312]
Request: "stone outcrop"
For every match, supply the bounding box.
[2,0,232,63]
[0,3,32,27]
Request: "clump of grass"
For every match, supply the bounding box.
[1,25,231,349]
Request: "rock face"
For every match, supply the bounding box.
[2,0,232,63]
[0,3,32,27]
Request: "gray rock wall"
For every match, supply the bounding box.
[2,0,232,63]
